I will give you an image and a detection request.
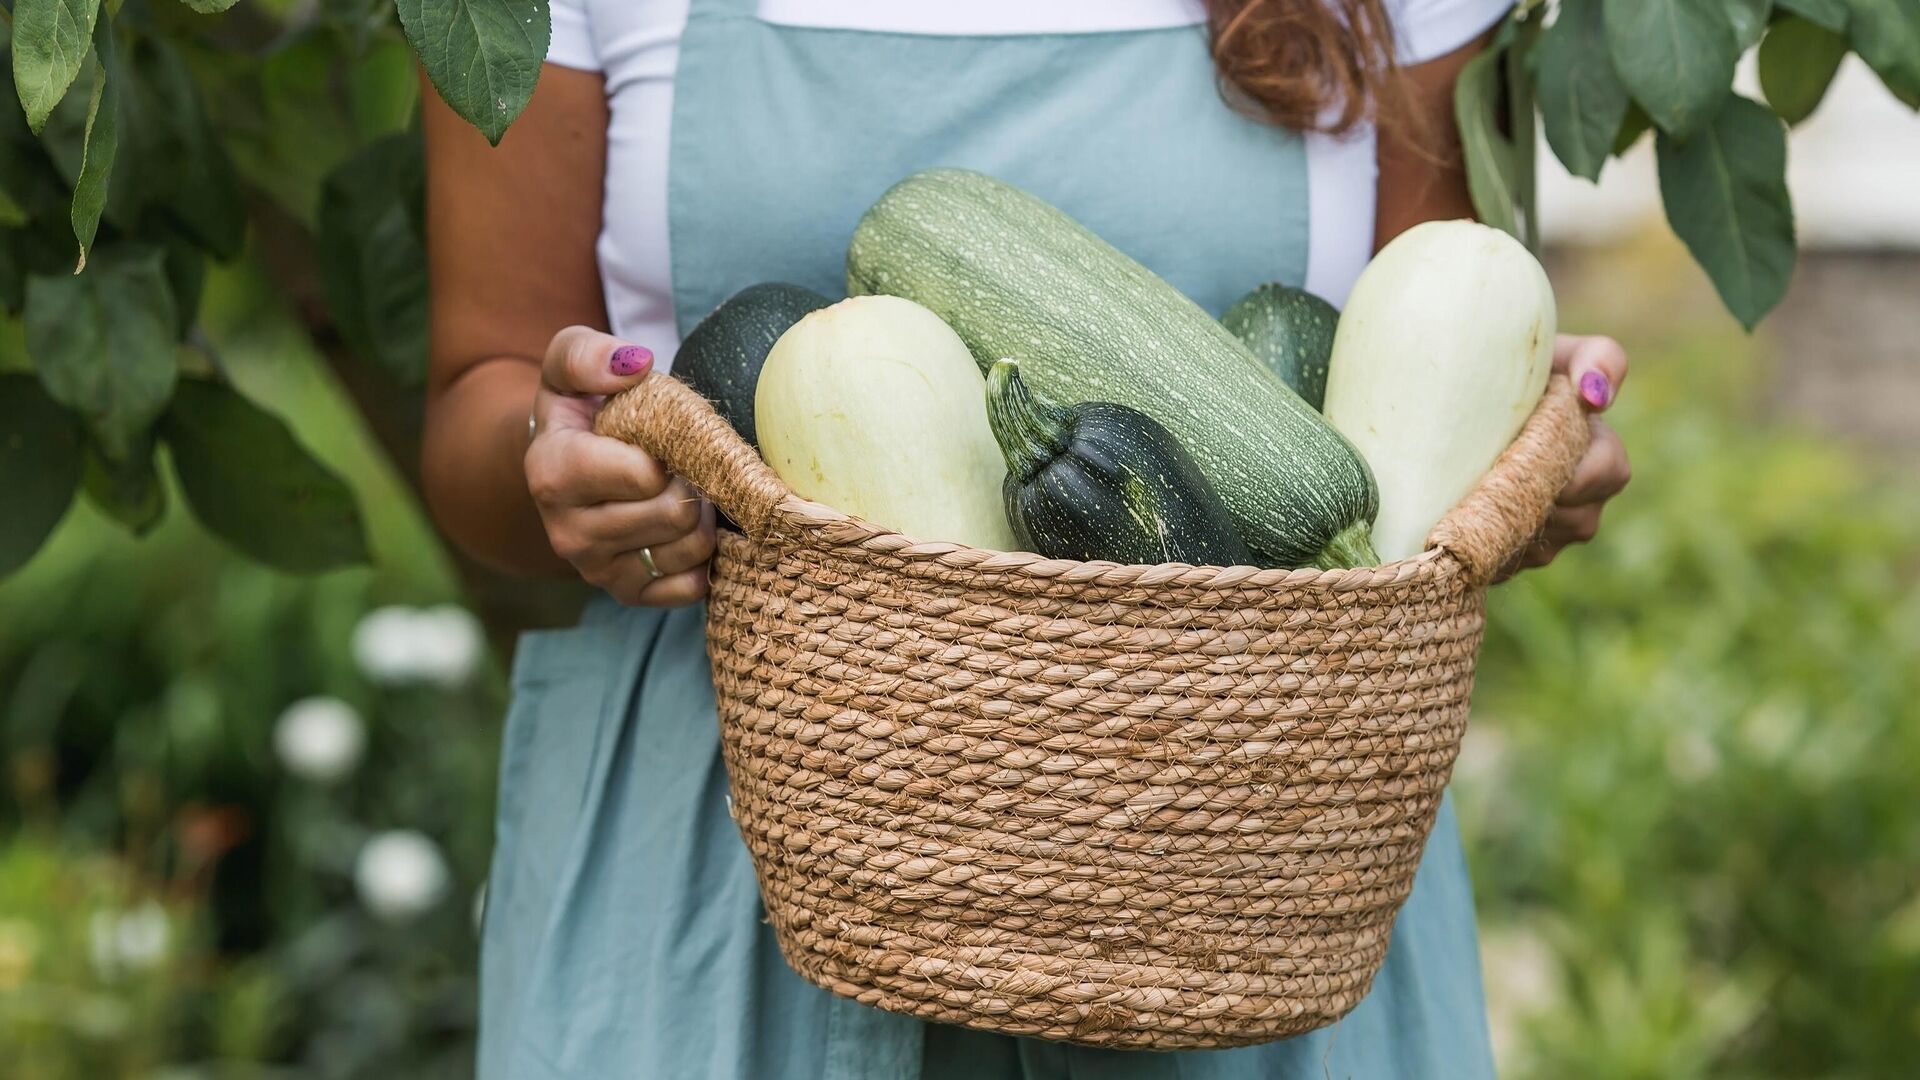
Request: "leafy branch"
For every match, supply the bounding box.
[1460,0,1920,330]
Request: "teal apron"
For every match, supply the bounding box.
[480,1,1497,1076]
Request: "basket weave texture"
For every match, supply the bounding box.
[597,374,1590,1049]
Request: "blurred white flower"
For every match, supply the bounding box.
[88,902,170,979]
[354,830,451,923]
[352,604,484,687]
[273,696,366,783]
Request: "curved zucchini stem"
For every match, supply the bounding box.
[1311,521,1381,570]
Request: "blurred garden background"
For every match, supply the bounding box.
[4,8,1920,1080]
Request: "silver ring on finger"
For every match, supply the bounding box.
[638,545,664,580]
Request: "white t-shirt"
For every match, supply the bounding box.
[547,0,1510,366]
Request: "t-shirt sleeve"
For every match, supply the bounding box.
[1390,0,1513,65]
[547,0,602,71]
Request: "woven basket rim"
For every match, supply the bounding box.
[596,372,1592,590]
[752,494,1456,591]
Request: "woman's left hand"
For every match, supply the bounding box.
[1505,334,1633,576]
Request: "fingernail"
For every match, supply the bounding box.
[1579,370,1613,409]
[610,345,653,377]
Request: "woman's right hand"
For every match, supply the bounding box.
[526,326,715,606]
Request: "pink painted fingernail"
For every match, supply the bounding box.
[610,345,653,377]
[1579,370,1613,409]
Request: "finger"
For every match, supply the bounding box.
[526,429,670,509]
[609,516,716,583]
[1553,334,1629,411]
[568,480,708,549]
[542,325,654,398]
[1541,503,1604,549]
[604,566,710,609]
[1557,419,1632,507]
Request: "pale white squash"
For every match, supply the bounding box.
[1322,220,1557,562]
[755,295,1018,550]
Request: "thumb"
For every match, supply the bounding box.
[543,324,655,398]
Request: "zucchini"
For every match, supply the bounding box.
[1221,283,1339,412]
[755,295,1017,551]
[673,282,831,447]
[986,360,1253,567]
[846,168,1377,568]
[1322,220,1557,561]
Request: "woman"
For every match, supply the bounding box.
[421,1,1632,1076]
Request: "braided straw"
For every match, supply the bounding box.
[596,373,1588,1048]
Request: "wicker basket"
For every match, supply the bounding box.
[596,373,1590,1049]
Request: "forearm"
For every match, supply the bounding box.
[422,356,572,577]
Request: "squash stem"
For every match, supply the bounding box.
[984,359,1071,483]
[1311,521,1380,570]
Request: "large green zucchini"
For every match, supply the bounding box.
[846,169,1377,568]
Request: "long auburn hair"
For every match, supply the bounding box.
[1204,0,1403,135]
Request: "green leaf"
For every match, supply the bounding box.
[113,38,246,258]
[69,14,118,272]
[0,372,85,575]
[397,0,550,145]
[0,187,28,229]
[1656,96,1796,329]
[1726,0,1774,49]
[163,379,369,572]
[81,433,165,535]
[1779,0,1850,30]
[1845,0,1920,106]
[1535,0,1630,182]
[317,132,429,385]
[160,233,207,340]
[1604,0,1740,138]
[1760,15,1851,124]
[349,34,422,140]
[1614,100,1655,154]
[23,248,178,458]
[10,0,101,134]
[178,0,242,11]
[1455,41,1520,238]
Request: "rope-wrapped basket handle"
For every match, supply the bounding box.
[596,370,1592,584]
[594,375,793,540]
[1426,373,1592,585]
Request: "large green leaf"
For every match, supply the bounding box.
[23,248,178,458]
[1455,40,1519,238]
[1656,96,1796,330]
[112,38,246,258]
[10,0,101,134]
[163,379,369,573]
[1535,0,1630,182]
[1846,0,1920,106]
[81,433,165,535]
[0,372,85,575]
[1760,15,1851,124]
[1780,0,1850,29]
[1604,0,1740,139]
[397,0,550,145]
[178,0,242,12]
[317,132,429,385]
[1726,0,1774,48]
[69,15,119,272]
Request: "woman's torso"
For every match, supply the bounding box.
[541,0,1529,361]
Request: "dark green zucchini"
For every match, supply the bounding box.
[1221,283,1339,412]
[984,360,1254,567]
[673,282,831,447]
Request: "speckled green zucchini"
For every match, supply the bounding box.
[846,168,1377,568]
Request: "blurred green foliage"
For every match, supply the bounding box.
[1463,256,1920,1078]
[2,261,501,1078]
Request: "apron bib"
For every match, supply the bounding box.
[480,2,1494,1077]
